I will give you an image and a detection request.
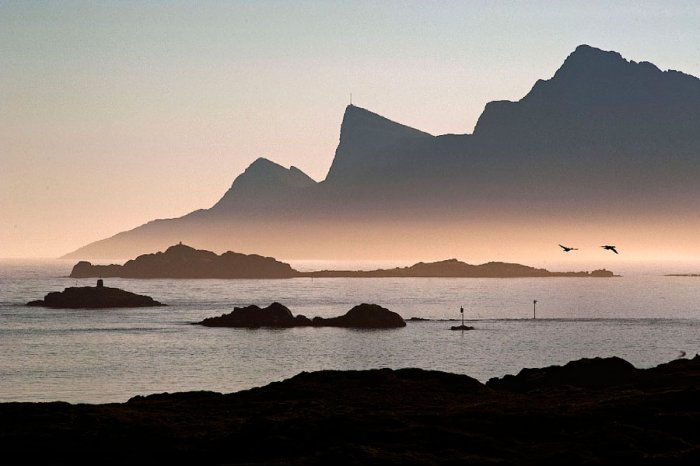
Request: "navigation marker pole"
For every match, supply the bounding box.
[460,306,464,327]
[533,300,538,319]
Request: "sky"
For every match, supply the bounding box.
[2,0,700,258]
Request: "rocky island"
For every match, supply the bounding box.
[70,244,615,279]
[27,280,165,309]
[197,302,406,328]
[70,243,298,279]
[0,356,698,464]
[305,259,616,278]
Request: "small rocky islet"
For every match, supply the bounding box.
[196,302,407,329]
[26,280,165,309]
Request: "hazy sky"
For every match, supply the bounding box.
[2,1,699,258]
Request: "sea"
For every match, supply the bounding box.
[1,259,699,404]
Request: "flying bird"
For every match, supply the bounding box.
[601,245,619,254]
[559,244,578,252]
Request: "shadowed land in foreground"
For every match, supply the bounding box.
[1,356,699,464]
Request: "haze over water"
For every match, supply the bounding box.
[2,260,699,403]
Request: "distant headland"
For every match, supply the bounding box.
[70,244,616,279]
[304,259,615,278]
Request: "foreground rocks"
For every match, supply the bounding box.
[1,356,699,464]
[197,302,406,328]
[26,280,165,309]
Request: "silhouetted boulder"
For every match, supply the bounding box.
[26,280,164,309]
[313,304,407,328]
[199,302,296,328]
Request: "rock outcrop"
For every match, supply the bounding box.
[198,303,309,328]
[197,303,405,329]
[27,280,165,309]
[311,303,406,328]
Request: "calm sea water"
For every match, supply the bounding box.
[1,259,699,403]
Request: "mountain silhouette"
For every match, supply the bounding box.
[325,104,433,185]
[64,45,700,260]
[211,157,317,212]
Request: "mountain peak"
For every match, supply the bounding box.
[552,44,640,81]
[474,45,700,144]
[248,157,278,170]
[568,44,623,62]
[338,105,431,143]
[325,105,432,183]
[210,158,316,211]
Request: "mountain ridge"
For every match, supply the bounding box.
[63,45,700,261]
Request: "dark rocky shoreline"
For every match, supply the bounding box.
[1,356,699,464]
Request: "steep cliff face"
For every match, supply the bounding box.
[324,105,433,185]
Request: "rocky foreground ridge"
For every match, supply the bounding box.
[1,356,698,464]
[70,244,615,279]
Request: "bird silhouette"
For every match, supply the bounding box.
[559,244,578,252]
[601,245,619,254]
